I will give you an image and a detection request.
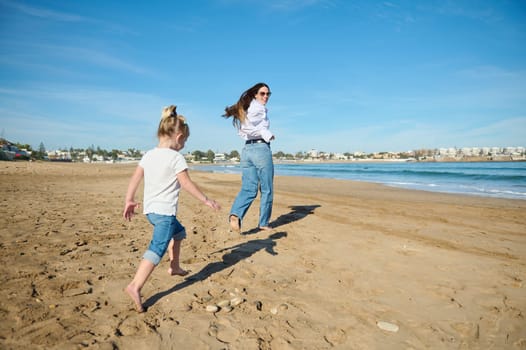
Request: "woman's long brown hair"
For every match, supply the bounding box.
[223,82,269,128]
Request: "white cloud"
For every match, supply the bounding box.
[1,0,86,22]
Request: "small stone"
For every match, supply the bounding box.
[377,321,399,332]
[270,307,278,315]
[279,303,289,311]
[217,299,231,308]
[230,297,244,306]
[222,306,233,313]
[63,288,87,297]
[206,305,219,313]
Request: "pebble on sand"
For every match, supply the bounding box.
[230,296,244,306]
[206,305,219,313]
[376,321,399,333]
[217,299,231,308]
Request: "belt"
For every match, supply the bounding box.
[245,139,269,145]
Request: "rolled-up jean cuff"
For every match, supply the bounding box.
[143,250,162,265]
[173,229,187,241]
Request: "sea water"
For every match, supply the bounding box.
[192,161,526,200]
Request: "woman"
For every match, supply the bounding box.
[223,82,275,232]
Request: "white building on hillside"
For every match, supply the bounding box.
[213,153,226,163]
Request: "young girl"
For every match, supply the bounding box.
[123,105,220,313]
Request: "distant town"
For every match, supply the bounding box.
[1,138,525,163]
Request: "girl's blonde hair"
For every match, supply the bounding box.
[158,105,190,139]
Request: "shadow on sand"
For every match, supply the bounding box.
[243,204,321,235]
[143,232,287,310]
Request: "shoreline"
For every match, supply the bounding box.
[191,161,526,202]
[1,161,525,349]
[192,157,526,165]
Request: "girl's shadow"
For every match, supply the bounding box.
[143,232,287,310]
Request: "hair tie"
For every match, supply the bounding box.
[161,105,178,120]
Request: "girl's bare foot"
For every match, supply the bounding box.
[229,215,240,232]
[259,226,272,231]
[168,267,189,276]
[124,284,145,313]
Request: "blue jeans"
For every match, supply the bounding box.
[230,142,274,227]
[143,213,186,265]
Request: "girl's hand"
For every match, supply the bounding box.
[123,201,140,221]
[204,198,221,211]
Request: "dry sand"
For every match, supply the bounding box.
[0,161,525,349]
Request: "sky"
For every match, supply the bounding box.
[1,0,525,155]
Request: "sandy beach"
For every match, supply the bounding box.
[0,161,525,349]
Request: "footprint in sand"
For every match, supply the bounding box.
[209,318,240,344]
[324,328,347,346]
[117,317,158,337]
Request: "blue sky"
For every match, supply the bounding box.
[1,0,525,154]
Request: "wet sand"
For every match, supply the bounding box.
[0,161,525,349]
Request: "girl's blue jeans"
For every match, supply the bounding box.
[143,213,186,265]
[230,142,274,228]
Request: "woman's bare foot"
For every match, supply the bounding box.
[124,284,145,313]
[168,267,189,276]
[229,215,240,232]
[259,226,272,231]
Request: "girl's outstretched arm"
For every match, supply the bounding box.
[123,166,144,221]
[177,169,221,210]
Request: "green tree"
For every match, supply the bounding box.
[87,145,95,161]
[228,150,240,159]
[192,150,205,161]
[69,147,80,161]
[127,148,141,158]
[15,143,32,152]
[273,151,285,159]
[206,149,215,162]
[111,149,120,161]
[33,142,46,160]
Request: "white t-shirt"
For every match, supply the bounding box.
[139,147,188,215]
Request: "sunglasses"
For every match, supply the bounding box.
[258,91,272,97]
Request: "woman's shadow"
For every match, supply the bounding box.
[243,204,320,235]
[142,232,287,310]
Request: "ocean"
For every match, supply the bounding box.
[192,161,526,201]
